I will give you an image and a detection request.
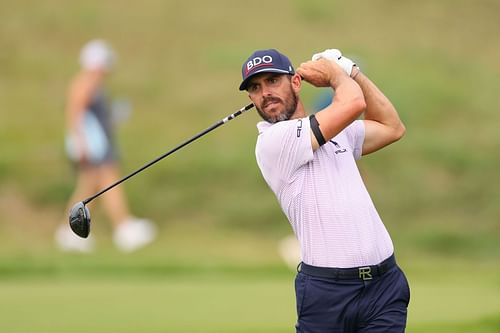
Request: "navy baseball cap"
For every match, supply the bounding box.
[239,49,295,91]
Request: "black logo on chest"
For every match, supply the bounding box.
[329,140,347,154]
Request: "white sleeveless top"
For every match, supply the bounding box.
[255,117,393,268]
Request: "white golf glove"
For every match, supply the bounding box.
[311,49,357,77]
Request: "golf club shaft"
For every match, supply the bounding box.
[82,103,254,205]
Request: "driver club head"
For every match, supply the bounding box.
[68,201,91,238]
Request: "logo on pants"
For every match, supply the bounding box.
[359,267,373,280]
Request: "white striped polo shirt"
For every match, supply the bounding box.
[255,117,394,268]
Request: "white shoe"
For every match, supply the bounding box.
[113,218,156,252]
[55,224,95,253]
[278,234,301,270]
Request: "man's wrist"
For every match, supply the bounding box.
[350,65,361,79]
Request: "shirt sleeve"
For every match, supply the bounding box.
[344,120,365,160]
[255,117,314,190]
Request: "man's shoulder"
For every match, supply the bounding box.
[257,118,307,135]
[256,121,272,134]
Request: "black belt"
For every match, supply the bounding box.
[298,254,396,281]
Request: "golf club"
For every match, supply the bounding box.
[69,103,255,238]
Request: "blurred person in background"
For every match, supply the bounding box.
[55,39,156,253]
[239,48,409,332]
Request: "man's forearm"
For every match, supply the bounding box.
[352,69,402,129]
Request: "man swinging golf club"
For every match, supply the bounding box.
[239,48,410,332]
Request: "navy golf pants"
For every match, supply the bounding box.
[294,259,410,332]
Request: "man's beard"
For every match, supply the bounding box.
[256,87,298,124]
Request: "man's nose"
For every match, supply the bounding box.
[260,83,272,96]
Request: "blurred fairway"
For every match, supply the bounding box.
[0,263,498,333]
[1,0,499,332]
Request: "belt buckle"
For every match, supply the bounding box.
[358,267,373,281]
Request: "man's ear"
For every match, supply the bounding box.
[291,73,302,92]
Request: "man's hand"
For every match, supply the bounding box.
[311,49,357,77]
[297,58,348,88]
[312,49,341,62]
[299,57,365,151]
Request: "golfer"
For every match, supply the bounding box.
[239,49,410,332]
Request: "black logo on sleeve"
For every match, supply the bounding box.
[296,119,303,137]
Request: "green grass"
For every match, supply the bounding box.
[0,224,499,332]
[1,0,500,331]
[0,252,499,333]
[0,277,294,333]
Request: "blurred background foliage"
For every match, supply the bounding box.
[0,0,499,332]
